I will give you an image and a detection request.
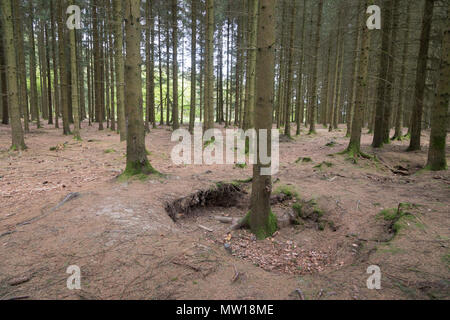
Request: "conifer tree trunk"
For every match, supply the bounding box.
[29,2,40,128]
[329,27,341,132]
[12,0,29,132]
[346,1,363,137]
[93,0,104,131]
[426,4,449,170]
[372,0,393,148]
[1,0,26,150]
[107,2,116,131]
[158,13,164,126]
[123,0,156,176]
[50,0,59,129]
[345,0,371,158]
[382,0,400,144]
[172,0,179,130]
[295,0,307,136]
[113,0,126,140]
[145,0,155,131]
[189,0,197,134]
[249,0,277,240]
[0,30,7,125]
[393,2,412,140]
[38,21,49,121]
[57,0,71,135]
[45,24,53,125]
[204,0,215,131]
[408,0,435,151]
[70,25,81,140]
[283,1,296,137]
[246,0,258,131]
[234,19,243,126]
[308,0,323,135]
[165,19,171,126]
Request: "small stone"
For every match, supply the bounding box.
[224,243,232,254]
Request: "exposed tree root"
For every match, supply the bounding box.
[165,183,244,222]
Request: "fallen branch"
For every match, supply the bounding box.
[198,225,213,232]
[214,216,238,224]
[231,264,241,283]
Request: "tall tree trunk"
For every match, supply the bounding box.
[145,0,155,131]
[12,0,29,132]
[234,17,242,126]
[372,0,394,147]
[246,0,258,131]
[204,0,215,131]
[46,24,53,125]
[188,0,197,133]
[29,2,40,128]
[50,0,59,129]
[426,4,449,170]
[70,26,81,140]
[158,13,164,126]
[93,0,104,130]
[382,0,400,144]
[346,1,363,137]
[113,0,126,140]
[38,21,49,121]
[249,0,277,240]
[1,0,26,150]
[123,0,156,176]
[308,0,323,134]
[165,18,171,126]
[58,0,71,135]
[172,0,179,130]
[408,0,435,151]
[345,0,371,158]
[393,2,412,140]
[0,21,9,125]
[283,0,296,137]
[329,23,341,132]
[295,0,307,136]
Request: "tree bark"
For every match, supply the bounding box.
[426,4,449,170]
[113,0,127,140]
[249,0,277,240]
[1,0,26,150]
[123,0,156,176]
[408,0,435,151]
[308,0,323,134]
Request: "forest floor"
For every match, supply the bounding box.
[0,121,449,300]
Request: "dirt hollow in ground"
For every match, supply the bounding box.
[0,122,449,300]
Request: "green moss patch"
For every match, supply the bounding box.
[313,161,333,170]
[377,203,422,238]
[274,185,299,200]
[295,157,312,164]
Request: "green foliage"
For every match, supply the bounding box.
[235,163,247,169]
[104,149,116,154]
[292,203,303,217]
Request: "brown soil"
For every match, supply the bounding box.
[0,122,449,300]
